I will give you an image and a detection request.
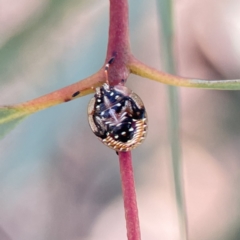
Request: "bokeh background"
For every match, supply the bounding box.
[1,0,240,239]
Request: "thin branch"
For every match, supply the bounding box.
[0,70,105,118]
[118,151,141,240]
[18,69,105,112]
[107,1,142,240]
[128,56,240,90]
[106,0,131,86]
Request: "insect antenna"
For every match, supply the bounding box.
[105,57,115,85]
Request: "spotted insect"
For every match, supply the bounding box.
[88,83,147,152]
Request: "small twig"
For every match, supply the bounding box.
[118,151,141,240]
[128,56,240,90]
[106,0,131,86]
[108,1,142,239]
[0,70,105,123]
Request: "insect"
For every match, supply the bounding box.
[87,59,147,152]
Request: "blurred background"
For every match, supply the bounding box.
[1,0,240,239]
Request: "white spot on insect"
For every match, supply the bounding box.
[115,95,120,99]
[117,103,121,107]
[110,92,114,96]
[129,127,134,132]
[114,135,119,139]
[96,105,100,109]
[121,131,126,135]
[97,99,101,103]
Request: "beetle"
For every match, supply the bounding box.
[88,82,147,152]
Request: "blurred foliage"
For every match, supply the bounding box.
[0,107,28,139]
[1,1,240,240]
[0,0,88,82]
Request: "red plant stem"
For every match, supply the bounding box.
[106,0,131,86]
[118,151,141,240]
[107,1,141,238]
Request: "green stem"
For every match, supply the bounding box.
[167,86,188,240]
[128,56,240,90]
[156,1,188,239]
